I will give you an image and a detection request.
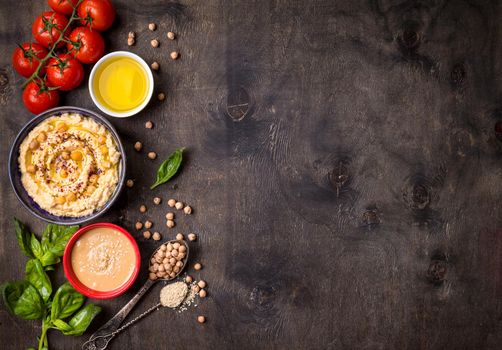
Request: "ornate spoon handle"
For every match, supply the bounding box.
[82,279,155,350]
[81,302,161,350]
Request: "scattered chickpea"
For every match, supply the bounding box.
[148,152,157,160]
[152,232,161,241]
[193,285,200,293]
[183,206,192,215]
[157,92,166,101]
[61,151,70,160]
[153,197,162,205]
[126,179,134,188]
[150,39,159,48]
[167,199,176,207]
[197,315,206,324]
[29,140,39,150]
[151,61,159,71]
[127,31,135,46]
[170,51,179,60]
[165,212,174,220]
[36,132,47,143]
[167,31,175,40]
[197,280,206,289]
[185,275,193,283]
[176,233,184,240]
[145,121,154,129]
[199,289,207,298]
[144,220,153,229]
[175,201,184,210]
[188,233,197,241]
[194,263,202,271]
[135,221,143,230]
[134,141,142,152]
[143,231,151,239]
[148,23,157,31]
[166,220,175,228]
[66,192,77,202]
[139,205,147,213]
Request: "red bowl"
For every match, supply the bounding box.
[63,223,141,299]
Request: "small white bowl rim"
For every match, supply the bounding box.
[89,51,154,118]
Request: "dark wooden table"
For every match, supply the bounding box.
[2,0,502,349]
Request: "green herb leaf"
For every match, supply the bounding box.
[14,218,34,258]
[39,251,60,267]
[51,282,85,320]
[25,259,52,302]
[62,304,101,336]
[1,281,45,320]
[53,319,73,332]
[30,233,44,261]
[150,148,184,190]
[41,224,79,258]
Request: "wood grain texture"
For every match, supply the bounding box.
[1,0,502,349]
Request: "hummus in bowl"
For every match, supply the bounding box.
[19,113,120,217]
[9,107,126,224]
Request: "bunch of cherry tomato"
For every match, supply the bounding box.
[12,0,115,114]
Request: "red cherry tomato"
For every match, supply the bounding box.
[78,0,115,31]
[22,82,60,114]
[12,43,48,78]
[48,0,79,15]
[32,11,70,48]
[46,54,84,91]
[67,27,105,64]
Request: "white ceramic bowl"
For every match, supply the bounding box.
[89,51,154,118]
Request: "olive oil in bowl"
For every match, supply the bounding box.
[89,52,154,118]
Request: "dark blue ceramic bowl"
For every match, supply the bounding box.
[8,106,127,225]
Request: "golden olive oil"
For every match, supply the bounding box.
[93,56,149,112]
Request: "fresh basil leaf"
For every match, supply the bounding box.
[53,319,73,332]
[41,224,78,257]
[1,281,44,320]
[51,282,85,320]
[14,218,34,258]
[39,251,60,267]
[62,304,101,336]
[30,234,44,260]
[150,148,184,189]
[25,259,52,302]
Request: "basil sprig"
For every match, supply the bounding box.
[150,148,184,189]
[1,219,101,350]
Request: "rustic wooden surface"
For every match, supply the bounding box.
[1,0,502,349]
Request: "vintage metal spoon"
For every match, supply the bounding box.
[82,240,189,350]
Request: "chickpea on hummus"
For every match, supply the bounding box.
[18,113,121,217]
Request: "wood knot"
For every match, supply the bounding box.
[249,285,277,313]
[362,208,380,227]
[225,86,251,121]
[427,259,447,285]
[403,182,430,210]
[397,22,422,54]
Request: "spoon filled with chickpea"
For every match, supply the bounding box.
[82,240,189,350]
